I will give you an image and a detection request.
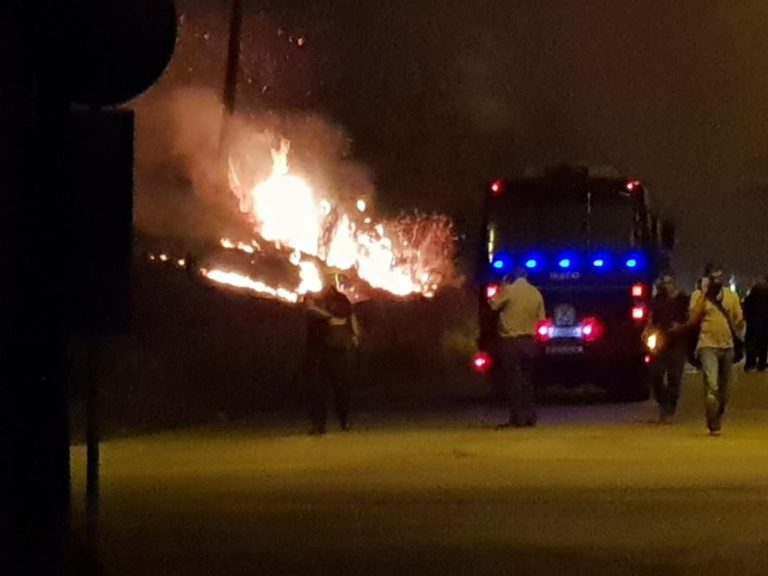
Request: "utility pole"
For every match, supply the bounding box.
[220,0,244,149]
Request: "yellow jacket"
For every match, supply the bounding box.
[689,288,744,350]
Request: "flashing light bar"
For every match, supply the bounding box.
[489,251,646,273]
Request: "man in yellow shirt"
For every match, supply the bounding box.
[689,264,745,436]
[489,266,546,428]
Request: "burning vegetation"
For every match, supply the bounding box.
[140,89,458,304]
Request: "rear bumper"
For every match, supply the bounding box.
[478,335,647,388]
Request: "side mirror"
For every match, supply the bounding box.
[660,220,676,251]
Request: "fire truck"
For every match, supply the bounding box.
[473,166,675,401]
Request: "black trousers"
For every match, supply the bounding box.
[745,326,768,370]
[306,345,353,431]
[649,346,686,415]
[497,336,538,425]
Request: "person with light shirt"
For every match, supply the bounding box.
[688,264,745,436]
[488,265,545,428]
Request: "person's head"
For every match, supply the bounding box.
[504,265,527,284]
[704,263,726,295]
[658,272,678,296]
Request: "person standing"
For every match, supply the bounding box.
[743,276,768,372]
[688,264,745,436]
[645,273,689,423]
[304,282,359,435]
[488,265,545,428]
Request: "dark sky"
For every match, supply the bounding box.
[137,0,768,284]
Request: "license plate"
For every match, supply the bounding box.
[545,344,584,355]
[550,326,582,339]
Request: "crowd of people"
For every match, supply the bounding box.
[300,265,768,437]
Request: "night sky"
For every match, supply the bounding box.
[136,0,768,285]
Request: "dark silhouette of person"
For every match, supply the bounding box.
[646,273,689,423]
[487,265,545,428]
[744,276,768,372]
[303,283,359,435]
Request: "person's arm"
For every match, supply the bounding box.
[730,292,746,334]
[488,287,508,311]
[685,290,706,329]
[305,295,332,319]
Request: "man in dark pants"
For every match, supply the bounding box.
[646,273,689,423]
[743,276,768,372]
[304,282,359,435]
[488,266,545,428]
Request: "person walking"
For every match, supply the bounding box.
[646,272,689,423]
[488,265,545,428]
[743,276,768,372]
[688,264,745,436]
[304,281,359,435]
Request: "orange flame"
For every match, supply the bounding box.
[219,137,456,301]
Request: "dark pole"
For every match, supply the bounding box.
[220,0,244,150]
[85,336,100,556]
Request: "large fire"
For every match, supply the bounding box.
[199,137,456,302]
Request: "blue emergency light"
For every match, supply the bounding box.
[525,258,539,270]
[491,250,645,274]
[491,252,512,273]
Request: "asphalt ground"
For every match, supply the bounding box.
[71,370,768,575]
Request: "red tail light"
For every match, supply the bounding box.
[535,319,554,342]
[472,351,493,373]
[580,316,604,342]
[490,180,505,196]
[631,283,647,298]
[632,304,647,321]
[486,283,500,299]
[626,180,641,192]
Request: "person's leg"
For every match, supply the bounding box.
[757,328,768,372]
[744,326,758,371]
[698,348,720,432]
[716,348,735,426]
[304,346,325,433]
[517,338,538,426]
[648,354,667,415]
[310,355,332,434]
[330,347,353,430]
[498,338,524,426]
[666,349,686,417]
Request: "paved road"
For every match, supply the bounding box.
[71,372,768,576]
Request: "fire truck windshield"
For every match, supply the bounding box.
[488,188,641,251]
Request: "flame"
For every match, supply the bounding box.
[219,137,456,301]
[249,140,323,256]
[203,269,299,303]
